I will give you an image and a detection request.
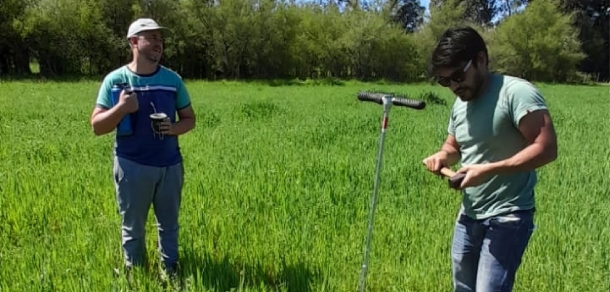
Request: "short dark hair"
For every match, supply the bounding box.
[429,26,488,74]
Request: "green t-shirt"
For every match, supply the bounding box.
[448,73,549,220]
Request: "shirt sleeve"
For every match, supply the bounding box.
[176,77,192,111]
[96,76,113,109]
[508,81,549,128]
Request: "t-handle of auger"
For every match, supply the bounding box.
[357,92,426,110]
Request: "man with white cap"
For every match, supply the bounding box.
[90,18,196,281]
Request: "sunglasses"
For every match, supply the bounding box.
[436,59,472,87]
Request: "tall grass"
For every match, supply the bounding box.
[0,79,608,291]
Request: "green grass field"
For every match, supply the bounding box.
[0,79,608,292]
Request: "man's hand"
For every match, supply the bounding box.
[455,164,493,189]
[423,151,451,176]
[423,134,461,176]
[165,106,196,136]
[118,90,138,114]
[158,118,173,135]
[91,89,138,136]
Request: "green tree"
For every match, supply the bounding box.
[0,0,35,75]
[556,0,610,81]
[489,0,585,82]
[411,0,481,78]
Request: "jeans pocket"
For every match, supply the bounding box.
[489,212,533,231]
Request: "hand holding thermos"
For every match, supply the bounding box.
[118,89,139,114]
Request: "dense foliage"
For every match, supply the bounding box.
[0,0,607,83]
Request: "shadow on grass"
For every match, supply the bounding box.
[0,73,104,83]
[179,249,321,292]
[242,77,346,87]
[417,91,447,106]
[2,72,608,87]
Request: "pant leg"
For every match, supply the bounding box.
[452,209,486,292]
[476,210,535,292]
[113,156,159,268]
[152,161,184,270]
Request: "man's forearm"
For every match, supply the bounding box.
[91,107,126,136]
[170,117,195,136]
[488,142,557,175]
[441,143,461,166]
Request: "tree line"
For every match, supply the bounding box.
[0,0,608,83]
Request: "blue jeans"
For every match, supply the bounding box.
[113,156,184,271]
[451,207,535,292]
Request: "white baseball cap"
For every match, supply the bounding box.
[126,18,168,39]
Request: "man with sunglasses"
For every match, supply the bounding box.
[422,26,558,292]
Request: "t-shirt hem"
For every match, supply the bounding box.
[462,205,536,220]
[177,102,191,111]
[114,153,183,167]
[96,103,110,110]
[515,105,548,125]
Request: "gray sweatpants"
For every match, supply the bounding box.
[113,156,184,270]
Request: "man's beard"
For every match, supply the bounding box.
[470,71,485,100]
[139,48,161,63]
[457,72,484,101]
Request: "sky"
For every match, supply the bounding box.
[421,0,430,10]
[420,0,431,16]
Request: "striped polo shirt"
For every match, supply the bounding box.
[95,65,192,167]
